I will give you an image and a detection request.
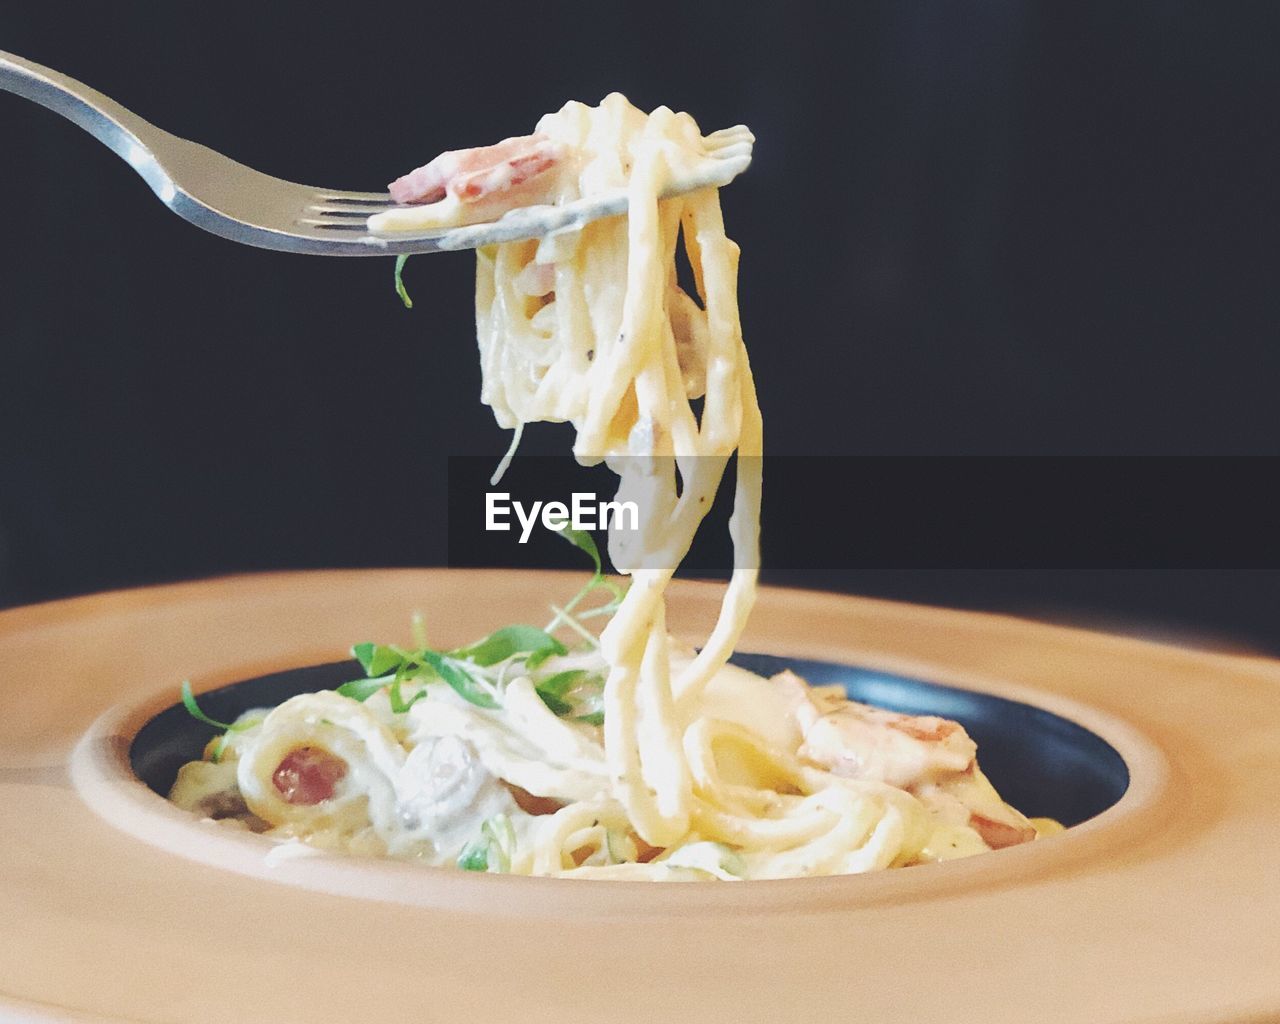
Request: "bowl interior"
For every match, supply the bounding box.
[131,655,1129,826]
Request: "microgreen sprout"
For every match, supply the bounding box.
[180,681,262,763]
[394,254,413,309]
[333,530,617,725]
[456,813,516,873]
[544,527,626,639]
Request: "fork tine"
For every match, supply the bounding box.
[303,206,371,219]
[296,218,370,230]
[314,191,395,206]
[313,205,391,217]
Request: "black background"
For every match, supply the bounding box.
[2,3,1279,650]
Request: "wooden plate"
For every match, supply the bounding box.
[2,570,1278,1024]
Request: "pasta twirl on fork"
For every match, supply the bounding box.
[169,95,1060,880]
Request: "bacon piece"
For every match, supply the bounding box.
[969,812,1038,850]
[389,133,562,207]
[883,714,963,744]
[505,783,563,817]
[633,834,663,863]
[272,746,347,805]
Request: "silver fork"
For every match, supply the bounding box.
[0,50,754,257]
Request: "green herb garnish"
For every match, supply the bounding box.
[420,649,500,709]
[335,676,390,702]
[456,841,491,872]
[456,813,516,873]
[351,642,406,677]
[394,254,413,309]
[534,668,588,716]
[536,669,587,697]
[339,543,618,721]
[180,681,262,763]
[560,526,603,576]
[340,640,500,713]
[450,625,565,669]
[544,526,626,640]
[388,661,428,714]
[536,691,573,716]
[181,680,234,730]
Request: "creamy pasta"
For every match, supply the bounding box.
[169,95,1059,880]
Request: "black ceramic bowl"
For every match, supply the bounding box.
[132,654,1129,826]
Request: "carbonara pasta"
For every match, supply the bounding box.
[170,95,1060,880]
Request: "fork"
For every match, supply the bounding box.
[0,50,755,257]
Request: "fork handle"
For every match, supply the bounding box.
[0,49,173,186]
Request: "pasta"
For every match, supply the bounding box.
[169,96,1057,880]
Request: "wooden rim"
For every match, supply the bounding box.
[3,570,1277,1024]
